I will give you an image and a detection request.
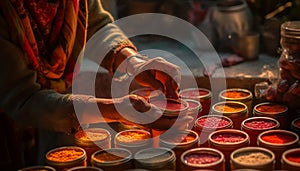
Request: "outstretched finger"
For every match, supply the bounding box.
[165,77,180,99]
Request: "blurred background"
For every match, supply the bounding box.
[101,0,300,56]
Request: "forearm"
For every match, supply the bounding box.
[86,1,137,74]
[3,84,116,132]
[86,23,137,74]
[16,90,78,131]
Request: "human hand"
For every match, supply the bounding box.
[112,94,162,125]
[114,94,193,130]
[127,56,181,99]
[145,115,193,131]
[93,94,192,130]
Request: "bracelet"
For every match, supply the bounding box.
[125,54,149,77]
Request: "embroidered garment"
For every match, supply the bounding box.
[1,0,87,92]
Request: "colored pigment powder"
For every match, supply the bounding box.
[151,100,186,111]
[180,89,209,98]
[184,153,220,165]
[75,130,108,142]
[286,151,300,163]
[197,117,230,128]
[162,133,196,144]
[136,149,172,163]
[294,119,300,128]
[212,133,246,143]
[261,132,296,144]
[47,149,84,162]
[187,100,199,109]
[244,120,277,130]
[214,104,245,113]
[256,103,287,114]
[94,151,127,162]
[222,91,250,99]
[234,152,272,164]
[116,131,150,144]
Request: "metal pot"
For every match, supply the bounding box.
[211,0,253,46]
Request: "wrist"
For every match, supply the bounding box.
[113,47,149,75]
[113,47,137,72]
[126,54,149,76]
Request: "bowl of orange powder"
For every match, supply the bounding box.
[46,146,86,171]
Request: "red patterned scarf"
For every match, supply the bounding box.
[0,0,87,93]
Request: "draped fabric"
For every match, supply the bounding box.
[0,0,87,93]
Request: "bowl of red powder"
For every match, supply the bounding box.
[291,117,300,135]
[195,115,233,130]
[254,102,288,115]
[179,88,212,117]
[282,148,300,169]
[293,118,300,128]
[184,99,202,116]
[180,148,225,170]
[242,117,280,131]
[258,130,299,146]
[179,88,212,101]
[211,133,246,143]
[149,97,189,117]
[209,129,250,145]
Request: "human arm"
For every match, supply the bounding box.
[86,0,181,98]
[0,30,161,132]
[0,22,185,133]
